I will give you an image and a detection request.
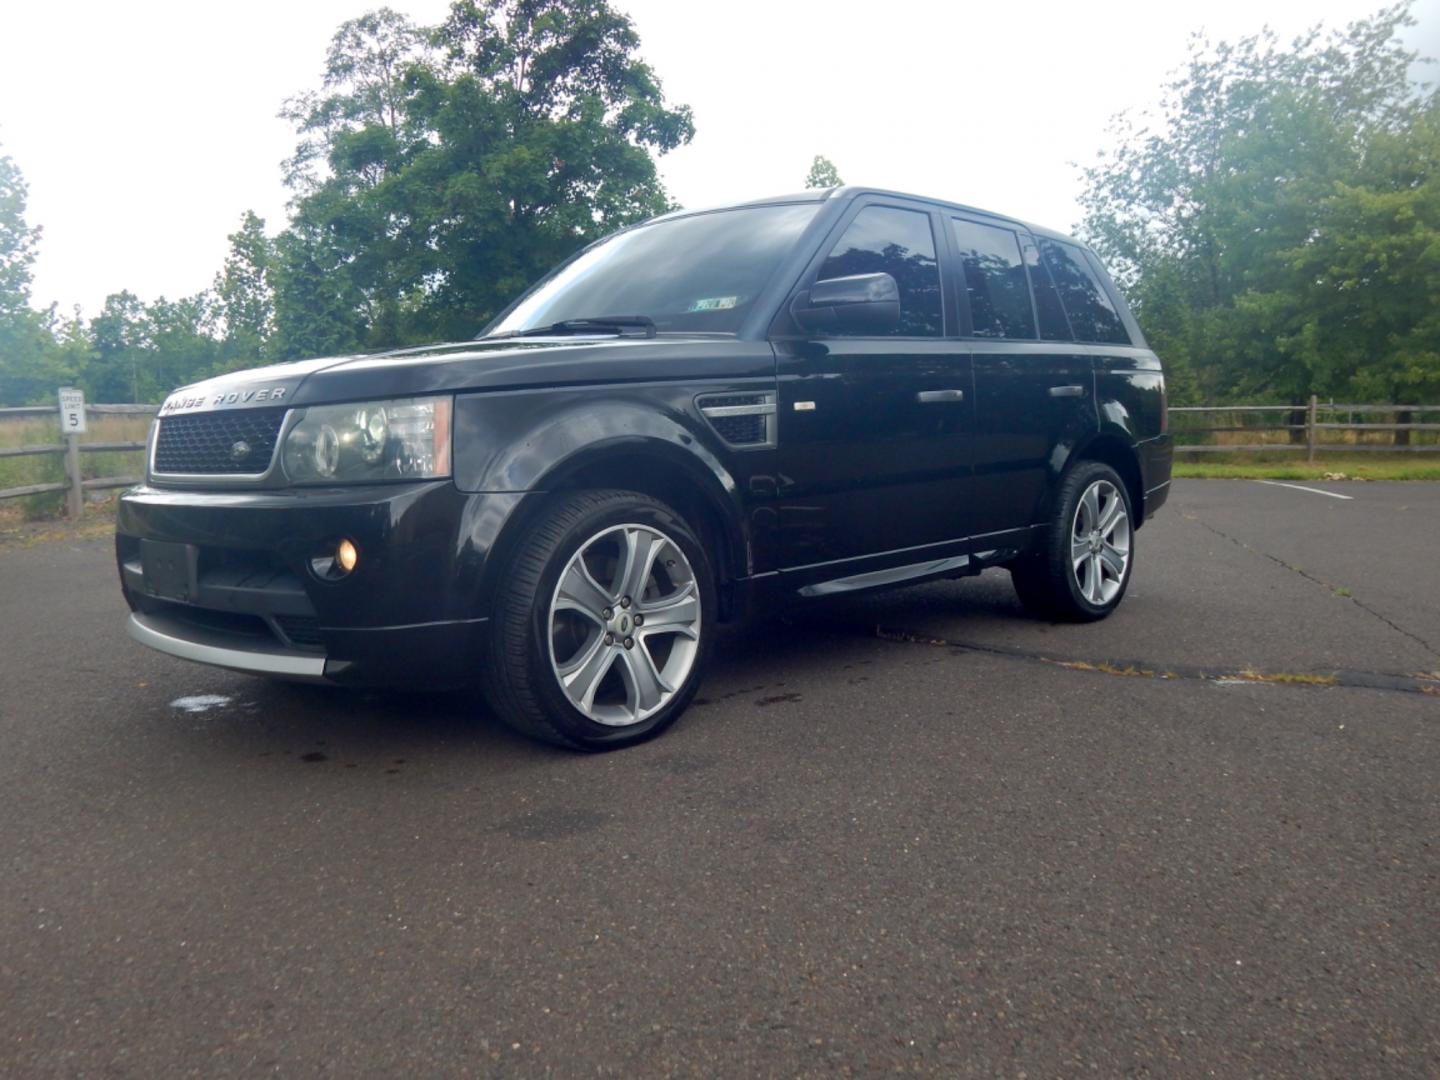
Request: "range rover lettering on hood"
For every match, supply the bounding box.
[160,385,290,414]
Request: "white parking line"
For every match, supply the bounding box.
[1253,479,1354,501]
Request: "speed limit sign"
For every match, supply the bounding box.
[58,387,87,434]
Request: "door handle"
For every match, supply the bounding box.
[916,389,965,404]
[1049,384,1086,398]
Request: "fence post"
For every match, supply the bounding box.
[1306,394,1318,463]
[64,433,83,518]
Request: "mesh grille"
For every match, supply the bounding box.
[273,615,325,649]
[698,392,773,448]
[154,409,287,475]
[710,413,766,444]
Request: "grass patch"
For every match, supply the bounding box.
[1174,452,1440,481]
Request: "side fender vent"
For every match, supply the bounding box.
[697,392,776,449]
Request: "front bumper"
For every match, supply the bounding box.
[117,481,532,685]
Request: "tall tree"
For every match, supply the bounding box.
[1078,3,1437,404]
[273,0,694,354]
[805,154,843,189]
[213,211,276,367]
[0,149,57,404]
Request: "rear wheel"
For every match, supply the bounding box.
[1010,461,1134,622]
[483,489,714,750]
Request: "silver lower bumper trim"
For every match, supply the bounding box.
[126,611,328,680]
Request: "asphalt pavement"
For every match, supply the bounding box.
[2,480,1437,1077]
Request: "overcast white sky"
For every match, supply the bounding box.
[2,0,1437,317]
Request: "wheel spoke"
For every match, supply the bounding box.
[637,582,699,637]
[618,642,668,714]
[1098,493,1127,538]
[1088,554,1106,603]
[1071,537,1091,571]
[1080,484,1101,532]
[614,527,663,603]
[555,561,611,624]
[1099,544,1126,578]
[560,637,617,712]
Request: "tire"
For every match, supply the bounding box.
[482,489,715,751]
[1010,461,1135,622]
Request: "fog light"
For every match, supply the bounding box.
[311,539,359,581]
[336,539,359,573]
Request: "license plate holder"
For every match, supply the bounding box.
[139,540,198,603]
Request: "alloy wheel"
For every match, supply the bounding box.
[1070,479,1130,607]
[547,523,701,726]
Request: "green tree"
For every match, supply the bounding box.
[213,210,276,368]
[1078,3,1437,405]
[805,154,843,189]
[273,0,694,354]
[0,148,58,404]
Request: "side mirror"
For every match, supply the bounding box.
[790,272,901,335]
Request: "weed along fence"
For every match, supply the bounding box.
[1169,396,1440,460]
[0,398,156,517]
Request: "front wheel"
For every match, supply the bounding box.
[483,489,715,750]
[1010,461,1134,622]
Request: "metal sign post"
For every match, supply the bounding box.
[58,387,87,518]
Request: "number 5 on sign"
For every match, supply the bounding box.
[58,387,87,434]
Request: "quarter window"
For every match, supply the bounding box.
[1022,238,1072,341]
[950,219,1035,339]
[816,206,942,336]
[1039,240,1130,345]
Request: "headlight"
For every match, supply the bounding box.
[282,395,452,484]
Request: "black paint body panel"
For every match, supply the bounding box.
[120,187,1172,686]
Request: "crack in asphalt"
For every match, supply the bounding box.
[1182,512,1440,661]
[870,623,1440,698]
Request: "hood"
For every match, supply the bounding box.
[157,335,751,416]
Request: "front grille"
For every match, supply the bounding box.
[153,408,287,475]
[273,615,325,649]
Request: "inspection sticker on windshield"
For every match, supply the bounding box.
[689,296,739,312]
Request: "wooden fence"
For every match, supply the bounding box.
[1170,396,1440,460]
[3,393,1439,518]
[0,402,155,516]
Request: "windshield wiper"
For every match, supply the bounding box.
[486,315,657,340]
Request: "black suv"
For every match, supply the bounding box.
[118,187,1171,749]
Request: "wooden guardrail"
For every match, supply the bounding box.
[1169,397,1440,461]
[0,402,155,515]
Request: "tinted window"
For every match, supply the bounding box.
[1039,240,1130,344]
[1021,238,1072,341]
[950,219,1035,339]
[817,206,942,336]
[486,203,821,336]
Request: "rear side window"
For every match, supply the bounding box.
[1039,240,1130,345]
[1021,237,1072,341]
[817,206,943,337]
[950,219,1035,339]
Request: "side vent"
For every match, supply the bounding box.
[697,392,776,449]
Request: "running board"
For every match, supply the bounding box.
[798,555,972,598]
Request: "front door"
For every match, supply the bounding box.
[774,202,975,582]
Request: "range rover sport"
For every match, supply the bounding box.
[118,187,1172,749]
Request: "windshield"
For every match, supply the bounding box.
[484,203,821,337]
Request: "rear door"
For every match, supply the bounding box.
[773,200,976,579]
[955,217,1099,539]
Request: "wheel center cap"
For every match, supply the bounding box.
[615,613,632,635]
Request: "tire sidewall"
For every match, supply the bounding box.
[523,496,715,749]
[1053,462,1135,619]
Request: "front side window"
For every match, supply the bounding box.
[816,206,942,336]
[1039,240,1130,345]
[951,219,1035,339]
[485,203,821,336]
